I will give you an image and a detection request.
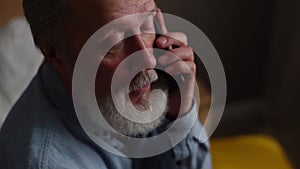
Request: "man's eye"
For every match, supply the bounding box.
[103,33,125,57]
[141,19,155,33]
[106,41,125,57]
[141,25,154,33]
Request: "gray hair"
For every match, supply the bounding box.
[23,0,69,46]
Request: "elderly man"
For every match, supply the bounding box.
[0,0,211,168]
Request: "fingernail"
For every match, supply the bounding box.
[159,37,167,45]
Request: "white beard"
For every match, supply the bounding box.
[102,88,168,136]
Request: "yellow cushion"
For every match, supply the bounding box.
[210,135,293,169]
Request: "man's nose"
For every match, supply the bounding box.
[128,35,157,70]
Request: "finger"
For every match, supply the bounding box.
[156,32,188,49]
[165,32,188,45]
[156,8,168,34]
[158,47,194,66]
[164,61,196,76]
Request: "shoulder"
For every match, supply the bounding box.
[0,103,107,169]
[0,77,107,169]
[0,85,57,168]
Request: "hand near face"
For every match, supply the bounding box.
[155,9,196,118]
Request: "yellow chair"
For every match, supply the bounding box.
[210,135,293,169]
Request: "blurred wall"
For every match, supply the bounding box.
[1,0,299,167]
[157,0,274,102]
[157,0,300,167]
[266,0,300,167]
[0,0,23,27]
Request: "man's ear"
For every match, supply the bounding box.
[38,40,65,76]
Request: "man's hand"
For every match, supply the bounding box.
[155,9,196,118]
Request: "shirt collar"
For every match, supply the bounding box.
[40,63,92,143]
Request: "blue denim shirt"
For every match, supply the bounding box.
[0,63,211,169]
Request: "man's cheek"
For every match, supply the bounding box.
[96,62,128,92]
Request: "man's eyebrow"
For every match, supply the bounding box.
[148,6,158,16]
[135,7,156,19]
[143,7,157,23]
[150,6,158,13]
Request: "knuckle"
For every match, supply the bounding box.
[180,61,188,70]
[179,32,188,45]
[187,47,193,53]
[183,35,188,45]
[188,48,195,61]
[189,62,196,73]
[191,62,196,70]
[168,32,188,45]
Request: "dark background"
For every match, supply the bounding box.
[157,0,300,168]
[0,0,299,168]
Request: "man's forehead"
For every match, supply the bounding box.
[101,0,157,20]
[107,0,156,12]
[70,0,156,14]
[62,0,157,58]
